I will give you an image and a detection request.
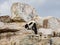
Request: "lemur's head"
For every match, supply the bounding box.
[25,24,28,29]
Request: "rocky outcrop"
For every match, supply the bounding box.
[43,16,60,30]
[0,15,12,23]
[0,22,26,34]
[11,2,38,22]
[51,37,60,45]
[34,16,60,30]
[0,2,60,45]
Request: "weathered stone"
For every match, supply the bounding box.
[0,22,26,33]
[0,32,50,45]
[34,16,60,30]
[0,2,60,45]
[52,37,60,45]
[44,16,60,30]
[11,2,38,22]
[38,28,53,39]
[0,15,12,23]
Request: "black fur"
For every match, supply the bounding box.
[25,24,29,30]
[25,24,28,28]
[25,22,37,34]
[32,23,37,34]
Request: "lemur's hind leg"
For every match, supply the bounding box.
[32,23,37,34]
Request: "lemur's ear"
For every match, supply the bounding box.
[25,24,28,28]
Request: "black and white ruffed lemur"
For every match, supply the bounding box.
[25,21,38,34]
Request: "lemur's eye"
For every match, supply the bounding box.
[29,22,33,25]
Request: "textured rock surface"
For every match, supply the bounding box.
[0,22,25,30]
[0,2,60,45]
[52,37,60,45]
[34,16,60,30]
[43,16,60,30]
[0,32,50,45]
[0,15,12,23]
[11,2,38,22]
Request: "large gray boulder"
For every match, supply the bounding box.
[11,2,38,22]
